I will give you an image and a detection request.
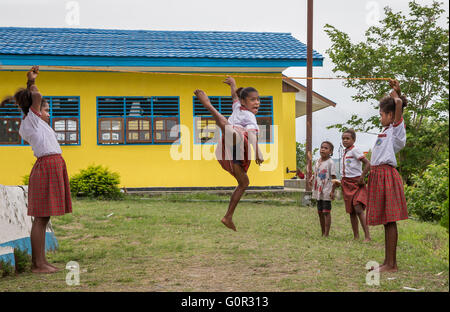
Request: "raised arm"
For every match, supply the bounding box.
[223,76,239,103]
[389,79,404,124]
[27,66,42,113]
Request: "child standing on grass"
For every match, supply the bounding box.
[340,129,371,242]
[309,141,338,237]
[367,79,408,273]
[194,76,264,232]
[7,66,72,273]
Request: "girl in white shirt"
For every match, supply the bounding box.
[9,66,72,274]
[194,76,263,232]
[367,79,408,273]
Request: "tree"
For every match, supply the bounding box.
[324,1,449,183]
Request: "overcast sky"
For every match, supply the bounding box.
[1,0,448,158]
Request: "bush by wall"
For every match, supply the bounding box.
[70,165,123,200]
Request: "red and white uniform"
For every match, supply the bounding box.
[370,118,406,167]
[340,145,368,214]
[227,100,259,131]
[18,107,71,217]
[341,145,365,178]
[367,118,408,225]
[216,100,259,177]
[19,107,61,158]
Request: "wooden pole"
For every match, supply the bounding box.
[306,0,313,194]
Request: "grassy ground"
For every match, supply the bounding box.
[0,192,448,292]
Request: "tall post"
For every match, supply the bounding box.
[305,0,314,203]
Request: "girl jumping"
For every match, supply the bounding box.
[12,66,72,273]
[367,79,408,273]
[194,76,264,231]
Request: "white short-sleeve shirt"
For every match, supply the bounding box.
[18,107,62,158]
[371,118,406,167]
[227,100,259,131]
[341,145,366,178]
[312,158,336,201]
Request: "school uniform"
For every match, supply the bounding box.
[312,158,336,212]
[18,107,72,217]
[340,145,368,214]
[216,100,259,177]
[366,118,408,226]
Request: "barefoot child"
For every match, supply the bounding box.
[309,141,338,237]
[367,79,408,273]
[194,76,263,231]
[340,129,371,241]
[13,66,72,273]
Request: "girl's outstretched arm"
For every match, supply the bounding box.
[223,76,239,102]
[27,66,42,112]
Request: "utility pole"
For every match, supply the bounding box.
[303,0,314,205]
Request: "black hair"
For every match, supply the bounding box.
[1,88,32,115]
[343,128,356,141]
[236,87,258,100]
[321,141,334,156]
[379,95,408,115]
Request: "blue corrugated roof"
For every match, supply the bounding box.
[0,27,323,60]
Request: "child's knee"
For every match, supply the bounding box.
[239,179,249,189]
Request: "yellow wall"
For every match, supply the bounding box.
[0,71,297,188]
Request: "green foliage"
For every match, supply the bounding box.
[0,259,14,277]
[22,174,29,186]
[70,165,123,200]
[324,1,449,183]
[296,142,318,173]
[14,248,31,273]
[405,159,449,222]
[440,189,449,231]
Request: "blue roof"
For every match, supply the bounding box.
[0,27,323,61]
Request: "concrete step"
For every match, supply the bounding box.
[284,179,306,189]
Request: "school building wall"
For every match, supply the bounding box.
[0,71,297,188]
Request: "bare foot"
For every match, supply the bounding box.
[363,238,371,242]
[221,217,237,231]
[378,264,398,273]
[31,263,58,274]
[45,262,61,272]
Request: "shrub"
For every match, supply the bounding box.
[440,189,449,231]
[14,248,31,273]
[70,165,123,199]
[22,174,29,185]
[405,159,449,223]
[0,259,14,277]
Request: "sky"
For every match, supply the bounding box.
[0,0,448,158]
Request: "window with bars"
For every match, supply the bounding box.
[193,96,273,144]
[97,96,180,145]
[0,97,80,145]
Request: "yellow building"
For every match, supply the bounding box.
[0,27,335,190]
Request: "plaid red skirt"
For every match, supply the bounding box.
[28,154,72,217]
[341,176,368,214]
[216,126,251,177]
[366,164,408,226]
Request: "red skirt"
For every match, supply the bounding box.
[28,154,72,217]
[366,165,408,226]
[215,126,251,177]
[341,176,368,214]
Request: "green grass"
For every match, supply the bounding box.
[0,193,448,292]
